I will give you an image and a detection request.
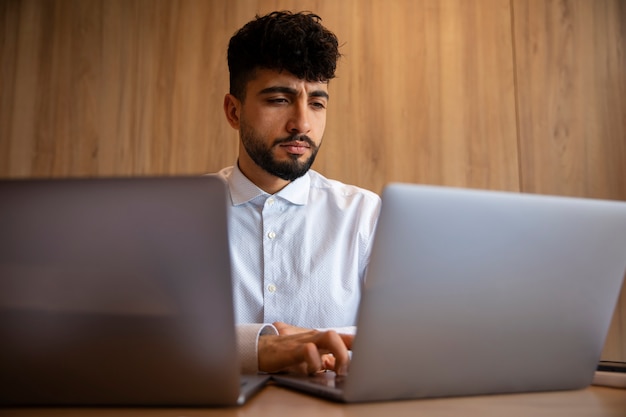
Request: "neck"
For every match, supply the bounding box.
[237,157,290,195]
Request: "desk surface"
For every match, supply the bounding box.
[2,384,625,417]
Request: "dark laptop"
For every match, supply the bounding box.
[0,176,268,406]
[274,183,626,402]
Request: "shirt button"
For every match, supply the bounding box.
[268,231,276,239]
[267,284,277,293]
[267,198,275,206]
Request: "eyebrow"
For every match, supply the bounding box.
[258,86,330,100]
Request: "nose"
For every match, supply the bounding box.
[286,101,311,134]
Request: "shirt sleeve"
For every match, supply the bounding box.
[236,323,278,374]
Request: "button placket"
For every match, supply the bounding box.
[262,196,280,309]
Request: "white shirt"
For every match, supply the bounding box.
[215,165,381,373]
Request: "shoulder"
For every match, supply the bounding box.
[307,170,381,208]
[212,166,234,180]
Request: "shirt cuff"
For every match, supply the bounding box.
[236,323,278,374]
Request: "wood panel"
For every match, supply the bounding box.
[513,0,626,361]
[0,0,240,177]
[513,0,626,200]
[0,0,520,194]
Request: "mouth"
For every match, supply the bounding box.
[278,140,311,156]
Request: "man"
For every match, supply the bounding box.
[216,11,380,376]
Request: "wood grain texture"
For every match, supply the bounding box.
[603,285,626,362]
[513,0,626,200]
[0,0,520,193]
[1,0,240,177]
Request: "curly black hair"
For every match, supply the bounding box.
[227,11,341,100]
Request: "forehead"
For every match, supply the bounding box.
[246,68,329,94]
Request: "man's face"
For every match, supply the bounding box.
[237,69,329,181]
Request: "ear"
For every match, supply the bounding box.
[223,94,241,129]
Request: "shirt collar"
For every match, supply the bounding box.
[228,163,310,206]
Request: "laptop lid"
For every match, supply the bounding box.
[275,183,626,402]
[0,176,266,406]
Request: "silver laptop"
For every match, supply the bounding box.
[0,176,268,406]
[274,183,626,402]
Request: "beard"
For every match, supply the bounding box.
[240,120,320,181]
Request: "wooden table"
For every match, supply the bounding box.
[2,384,625,417]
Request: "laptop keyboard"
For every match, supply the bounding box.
[308,372,347,389]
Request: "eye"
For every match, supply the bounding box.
[310,101,327,110]
[267,97,289,105]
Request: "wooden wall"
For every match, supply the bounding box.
[1,0,625,360]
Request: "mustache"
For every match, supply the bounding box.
[273,134,316,147]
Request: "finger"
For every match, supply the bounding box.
[321,353,335,370]
[264,337,323,375]
[339,333,354,350]
[311,331,350,375]
[273,321,315,336]
[299,342,323,374]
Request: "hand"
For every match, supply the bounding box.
[258,322,353,375]
[273,321,313,336]
[273,321,346,371]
